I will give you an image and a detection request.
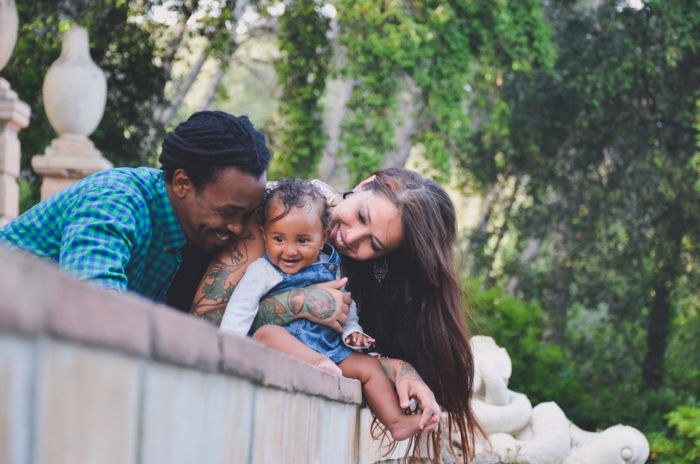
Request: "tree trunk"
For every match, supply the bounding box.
[159,50,209,126]
[318,79,355,188]
[382,74,421,170]
[642,272,673,391]
[641,225,682,391]
[198,58,228,111]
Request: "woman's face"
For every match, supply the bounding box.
[329,189,404,260]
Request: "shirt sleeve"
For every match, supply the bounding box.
[220,258,283,335]
[59,187,146,292]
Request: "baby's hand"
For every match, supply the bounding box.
[345,332,376,348]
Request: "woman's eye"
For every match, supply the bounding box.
[358,210,366,224]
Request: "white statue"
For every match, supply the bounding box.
[470,336,649,464]
[42,25,107,138]
[0,0,18,73]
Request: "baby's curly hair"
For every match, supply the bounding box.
[259,178,330,230]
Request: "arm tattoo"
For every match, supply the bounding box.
[252,296,290,331]
[379,358,423,385]
[289,287,335,319]
[251,286,336,332]
[191,240,248,316]
[396,361,423,383]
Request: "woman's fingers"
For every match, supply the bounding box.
[420,411,440,432]
[395,379,411,409]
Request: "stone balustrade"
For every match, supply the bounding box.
[0,246,391,464]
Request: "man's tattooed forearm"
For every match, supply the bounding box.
[191,248,247,314]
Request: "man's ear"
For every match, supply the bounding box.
[171,169,193,198]
[354,174,376,190]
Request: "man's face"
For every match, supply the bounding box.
[171,167,266,252]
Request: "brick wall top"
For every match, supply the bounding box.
[0,246,362,404]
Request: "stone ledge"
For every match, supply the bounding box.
[0,246,362,405]
[149,304,220,371]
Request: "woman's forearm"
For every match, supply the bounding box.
[252,286,338,331]
[379,358,424,385]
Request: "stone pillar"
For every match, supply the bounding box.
[0,0,30,226]
[31,26,111,200]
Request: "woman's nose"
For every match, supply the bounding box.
[226,221,244,237]
[345,226,368,247]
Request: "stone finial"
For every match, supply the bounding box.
[0,0,18,73]
[31,25,112,200]
[42,26,106,138]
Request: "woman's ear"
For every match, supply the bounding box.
[354,174,376,190]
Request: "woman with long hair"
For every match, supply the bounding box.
[192,168,479,461]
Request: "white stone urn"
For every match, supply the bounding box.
[32,25,111,199]
[42,26,107,138]
[0,0,18,73]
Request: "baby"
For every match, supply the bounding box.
[220,178,423,441]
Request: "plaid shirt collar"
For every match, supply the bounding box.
[153,175,188,254]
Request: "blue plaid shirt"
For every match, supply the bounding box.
[0,167,187,301]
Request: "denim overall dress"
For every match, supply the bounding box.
[264,243,353,363]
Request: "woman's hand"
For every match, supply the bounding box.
[382,359,441,432]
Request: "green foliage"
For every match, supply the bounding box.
[649,406,700,464]
[334,0,555,184]
[467,282,589,421]
[269,1,331,178]
[465,0,700,405]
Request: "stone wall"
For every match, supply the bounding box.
[0,246,378,464]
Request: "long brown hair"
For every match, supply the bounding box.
[343,168,479,462]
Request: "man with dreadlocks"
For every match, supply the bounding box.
[0,111,271,304]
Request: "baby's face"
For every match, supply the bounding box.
[263,199,327,274]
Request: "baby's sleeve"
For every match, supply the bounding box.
[220,258,282,335]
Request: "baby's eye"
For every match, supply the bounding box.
[273,236,284,243]
[298,238,309,244]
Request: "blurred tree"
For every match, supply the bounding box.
[464,0,700,400]
[266,0,331,179]
[333,0,555,185]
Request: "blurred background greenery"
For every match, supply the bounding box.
[3,1,698,461]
